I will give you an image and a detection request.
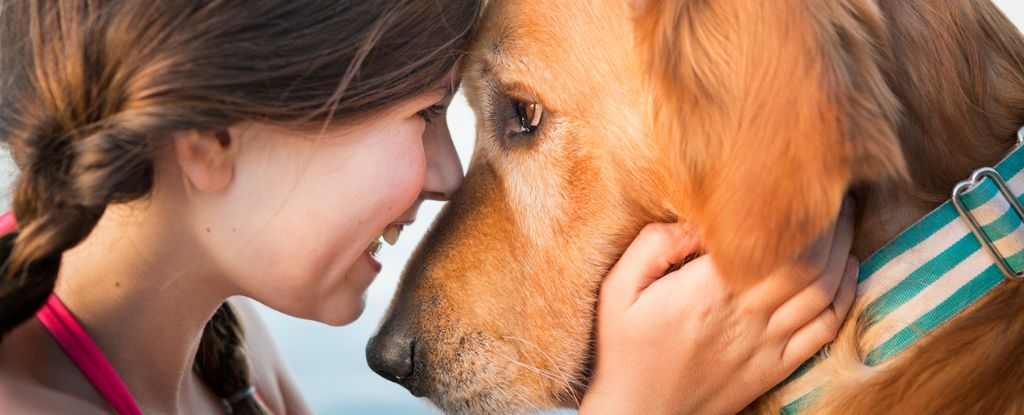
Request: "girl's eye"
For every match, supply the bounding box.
[512,100,543,134]
[418,104,446,124]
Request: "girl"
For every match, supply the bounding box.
[0,1,856,414]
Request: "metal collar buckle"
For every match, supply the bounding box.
[951,127,1024,281]
[952,166,1024,281]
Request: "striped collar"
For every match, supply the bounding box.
[778,127,1024,414]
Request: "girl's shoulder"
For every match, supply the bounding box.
[0,370,107,415]
[0,317,110,414]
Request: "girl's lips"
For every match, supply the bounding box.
[363,249,382,273]
[363,219,414,274]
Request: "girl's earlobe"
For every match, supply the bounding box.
[174,129,236,193]
[181,171,195,199]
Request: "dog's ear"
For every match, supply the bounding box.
[635,0,907,280]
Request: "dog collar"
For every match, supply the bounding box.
[777,127,1024,414]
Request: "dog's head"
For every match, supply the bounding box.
[368,0,1024,412]
[368,3,662,411]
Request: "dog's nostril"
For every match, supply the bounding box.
[366,333,416,386]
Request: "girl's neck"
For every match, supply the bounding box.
[53,202,234,414]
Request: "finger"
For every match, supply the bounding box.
[831,257,859,328]
[765,245,856,339]
[600,223,701,307]
[828,198,857,278]
[640,254,719,307]
[758,196,856,312]
[761,199,855,327]
[779,258,858,370]
[800,196,856,284]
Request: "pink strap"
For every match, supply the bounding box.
[2,212,140,413]
[0,211,15,234]
[0,214,140,413]
[36,294,143,415]
[6,212,262,414]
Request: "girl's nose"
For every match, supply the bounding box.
[422,119,463,201]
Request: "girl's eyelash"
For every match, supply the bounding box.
[418,104,446,124]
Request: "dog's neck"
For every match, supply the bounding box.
[852,191,923,259]
[843,0,1024,259]
[853,138,1019,260]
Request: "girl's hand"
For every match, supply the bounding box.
[581,199,857,415]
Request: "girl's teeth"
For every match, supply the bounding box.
[383,225,401,246]
[367,239,382,256]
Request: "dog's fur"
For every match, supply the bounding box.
[373,0,1024,413]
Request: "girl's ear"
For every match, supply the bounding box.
[174,129,236,193]
[636,0,907,280]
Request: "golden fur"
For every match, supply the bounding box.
[374,0,1024,413]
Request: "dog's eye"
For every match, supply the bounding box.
[512,100,543,134]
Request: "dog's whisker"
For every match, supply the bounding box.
[494,351,562,384]
[502,335,586,406]
[481,333,567,388]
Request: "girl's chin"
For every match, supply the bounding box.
[317,261,377,326]
[277,251,379,326]
[314,292,367,327]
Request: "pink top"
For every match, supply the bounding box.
[36,294,144,415]
[0,211,15,234]
[0,212,142,415]
[2,212,269,414]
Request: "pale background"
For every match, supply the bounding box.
[0,3,1020,414]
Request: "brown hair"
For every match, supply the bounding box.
[0,0,481,413]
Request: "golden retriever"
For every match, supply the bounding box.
[367,0,1024,413]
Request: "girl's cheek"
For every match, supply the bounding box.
[370,123,428,213]
[401,152,428,203]
[402,131,429,195]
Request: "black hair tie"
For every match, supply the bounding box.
[224,386,255,412]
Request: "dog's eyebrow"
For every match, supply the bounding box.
[479,61,494,76]
[488,30,509,57]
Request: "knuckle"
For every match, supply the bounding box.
[820,314,841,343]
[789,262,822,285]
[831,309,845,332]
[806,285,834,311]
[638,223,676,245]
[809,253,831,275]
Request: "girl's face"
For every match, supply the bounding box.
[195,88,461,325]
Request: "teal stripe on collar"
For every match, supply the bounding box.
[856,205,959,283]
[982,205,1024,241]
[863,232,982,324]
[865,262,1006,365]
[780,386,824,415]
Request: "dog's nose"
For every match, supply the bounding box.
[366,331,417,388]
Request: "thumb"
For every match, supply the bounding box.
[601,223,701,307]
